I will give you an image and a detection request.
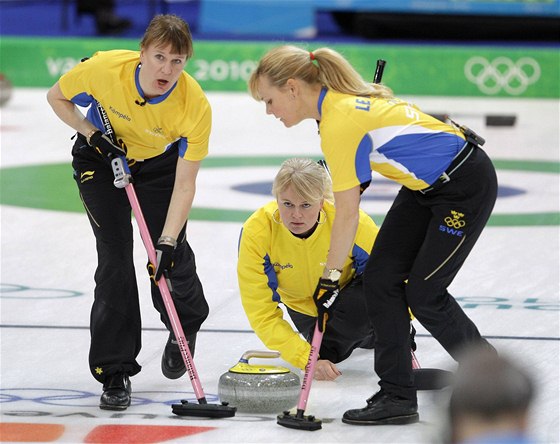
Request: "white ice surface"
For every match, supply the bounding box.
[0,89,558,443]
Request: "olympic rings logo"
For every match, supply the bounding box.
[0,388,216,407]
[0,283,83,299]
[464,56,541,95]
[444,217,466,229]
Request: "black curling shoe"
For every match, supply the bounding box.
[99,373,131,411]
[161,333,196,380]
[342,390,419,425]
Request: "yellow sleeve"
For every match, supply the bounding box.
[58,50,129,104]
[237,212,311,370]
[179,74,211,161]
[59,51,103,102]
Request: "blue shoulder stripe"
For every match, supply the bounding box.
[352,243,370,275]
[263,253,281,302]
[356,133,373,185]
[377,133,464,184]
[70,92,94,108]
[176,137,188,157]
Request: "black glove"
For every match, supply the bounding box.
[88,130,127,158]
[312,278,340,332]
[147,238,176,284]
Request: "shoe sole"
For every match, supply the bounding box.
[99,402,131,411]
[342,413,419,426]
[162,363,187,380]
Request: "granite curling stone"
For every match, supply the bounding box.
[218,350,300,414]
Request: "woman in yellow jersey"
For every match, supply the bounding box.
[47,15,210,410]
[238,158,378,381]
[248,46,497,425]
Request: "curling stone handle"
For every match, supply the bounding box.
[240,350,281,362]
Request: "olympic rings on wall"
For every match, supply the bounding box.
[464,56,541,95]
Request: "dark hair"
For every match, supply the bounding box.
[140,14,193,58]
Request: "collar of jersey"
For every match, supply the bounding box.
[317,86,328,118]
[134,64,178,105]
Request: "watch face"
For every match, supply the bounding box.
[328,269,342,281]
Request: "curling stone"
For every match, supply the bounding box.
[218,350,300,414]
[0,74,13,107]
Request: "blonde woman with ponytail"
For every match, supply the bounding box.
[250,45,497,426]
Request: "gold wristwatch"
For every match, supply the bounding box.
[326,268,342,282]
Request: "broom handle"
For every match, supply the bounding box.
[411,349,421,370]
[121,167,207,402]
[296,322,323,412]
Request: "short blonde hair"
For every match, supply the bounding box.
[272,158,333,204]
[249,45,393,100]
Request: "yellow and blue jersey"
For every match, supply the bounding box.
[237,199,378,369]
[318,89,466,192]
[59,50,211,161]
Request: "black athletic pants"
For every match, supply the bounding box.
[286,275,375,363]
[364,146,497,401]
[71,137,209,383]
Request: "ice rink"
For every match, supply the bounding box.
[1,88,559,443]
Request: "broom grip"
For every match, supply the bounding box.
[373,59,386,84]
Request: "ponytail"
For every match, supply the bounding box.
[249,45,393,100]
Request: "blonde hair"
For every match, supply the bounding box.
[272,158,334,204]
[249,45,393,100]
[140,14,193,59]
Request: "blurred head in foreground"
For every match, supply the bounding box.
[447,346,536,444]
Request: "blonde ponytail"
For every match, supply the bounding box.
[249,45,393,100]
